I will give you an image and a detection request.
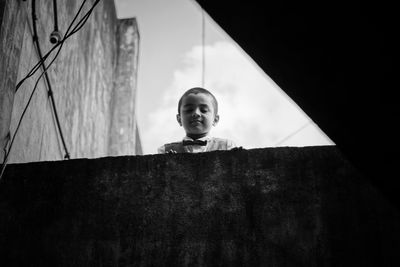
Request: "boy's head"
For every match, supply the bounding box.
[176,87,219,138]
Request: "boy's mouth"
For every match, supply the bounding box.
[190,120,202,125]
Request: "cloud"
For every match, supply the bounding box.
[141,41,333,154]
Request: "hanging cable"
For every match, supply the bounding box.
[0,0,100,181]
[201,7,205,87]
[49,0,62,44]
[31,0,70,160]
[53,0,59,32]
[1,61,48,180]
[15,0,98,93]
[274,120,313,146]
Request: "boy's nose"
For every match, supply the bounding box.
[192,109,201,117]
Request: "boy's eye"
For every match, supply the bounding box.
[182,106,210,113]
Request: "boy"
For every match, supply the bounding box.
[158,87,237,153]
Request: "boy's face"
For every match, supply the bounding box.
[177,93,219,136]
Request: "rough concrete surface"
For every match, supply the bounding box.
[0,146,399,266]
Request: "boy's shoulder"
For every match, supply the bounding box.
[158,141,184,154]
[163,141,182,146]
[209,137,234,143]
[209,137,229,142]
[208,137,236,150]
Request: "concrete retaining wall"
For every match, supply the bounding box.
[0,146,399,266]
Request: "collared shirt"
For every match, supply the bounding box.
[157,136,236,154]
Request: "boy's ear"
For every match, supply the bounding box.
[176,114,182,126]
[213,115,220,126]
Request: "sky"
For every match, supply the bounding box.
[114,0,334,155]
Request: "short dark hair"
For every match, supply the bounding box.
[177,87,218,115]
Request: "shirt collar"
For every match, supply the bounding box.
[182,135,211,142]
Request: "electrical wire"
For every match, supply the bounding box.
[201,7,205,87]
[15,0,89,92]
[52,0,59,32]
[274,120,313,146]
[31,0,70,160]
[0,0,100,181]
[1,0,99,178]
[15,0,97,93]
[0,61,48,180]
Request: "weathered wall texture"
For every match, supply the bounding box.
[109,18,140,156]
[1,146,399,266]
[0,0,141,164]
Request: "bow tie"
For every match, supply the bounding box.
[182,139,208,146]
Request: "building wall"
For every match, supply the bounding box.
[0,146,399,266]
[0,0,141,163]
